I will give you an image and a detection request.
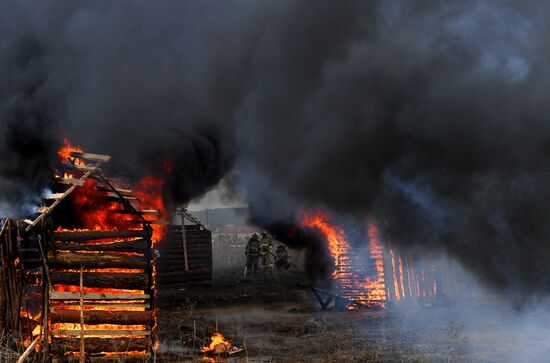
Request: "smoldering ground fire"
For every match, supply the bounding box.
[2,0,550,362]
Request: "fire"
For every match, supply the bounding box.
[55,139,168,241]
[58,138,84,165]
[300,211,345,277]
[301,211,386,308]
[68,179,136,231]
[52,285,144,294]
[38,139,170,356]
[201,333,232,354]
[133,175,167,243]
[366,222,387,303]
[298,210,453,310]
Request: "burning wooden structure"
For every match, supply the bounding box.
[302,212,457,310]
[0,144,166,361]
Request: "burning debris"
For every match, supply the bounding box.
[201,332,242,356]
[301,210,453,309]
[0,140,169,361]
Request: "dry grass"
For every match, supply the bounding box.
[0,331,19,363]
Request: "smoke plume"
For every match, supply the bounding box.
[1,1,550,294]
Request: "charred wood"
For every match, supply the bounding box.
[48,251,146,269]
[50,272,148,290]
[51,310,152,325]
[53,239,147,253]
[52,337,149,354]
[53,230,150,242]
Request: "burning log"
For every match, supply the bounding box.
[53,239,147,253]
[49,291,150,300]
[51,310,152,325]
[50,328,150,337]
[53,302,151,309]
[53,230,150,242]
[51,338,149,354]
[47,251,146,269]
[50,272,148,290]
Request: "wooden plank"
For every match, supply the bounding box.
[57,177,86,187]
[44,192,66,200]
[149,220,170,225]
[53,239,147,253]
[50,272,148,290]
[79,267,85,363]
[64,163,99,173]
[51,338,149,354]
[70,152,112,163]
[53,230,149,242]
[140,210,159,216]
[51,329,150,337]
[47,251,146,269]
[37,206,50,214]
[51,310,152,325]
[49,291,149,300]
[54,303,150,309]
[96,185,134,196]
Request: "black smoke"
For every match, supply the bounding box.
[1,1,550,294]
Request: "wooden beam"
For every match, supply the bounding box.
[139,210,159,216]
[54,303,150,309]
[44,193,65,200]
[16,337,39,363]
[105,194,139,201]
[80,267,85,363]
[53,230,149,242]
[49,291,149,300]
[50,272,148,290]
[70,152,112,163]
[53,239,148,253]
[57,177,86,187]
[51,310,152,325]
[51,329,150,337]
[96,186,134,196]
[48,251,146,269]
[51,338,150,354]
[64,163,99,173]
[149,220,170,225]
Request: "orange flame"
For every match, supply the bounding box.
[301,211,386,308]
[201,333,232,354]
[41,139,168,354]
[58,138,84,165]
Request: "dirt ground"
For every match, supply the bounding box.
[153,243,550,363]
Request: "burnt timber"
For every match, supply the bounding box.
[157,224,213,288]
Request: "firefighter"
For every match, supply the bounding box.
[244,233,261,276]
[259,232,274,272]
[275,245,291,272]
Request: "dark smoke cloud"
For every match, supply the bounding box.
[234,0,550,294]
[0,0,254,212]
[1,1,550,293]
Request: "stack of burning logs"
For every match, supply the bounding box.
[48,227,155,360]
[0,148,163,361]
